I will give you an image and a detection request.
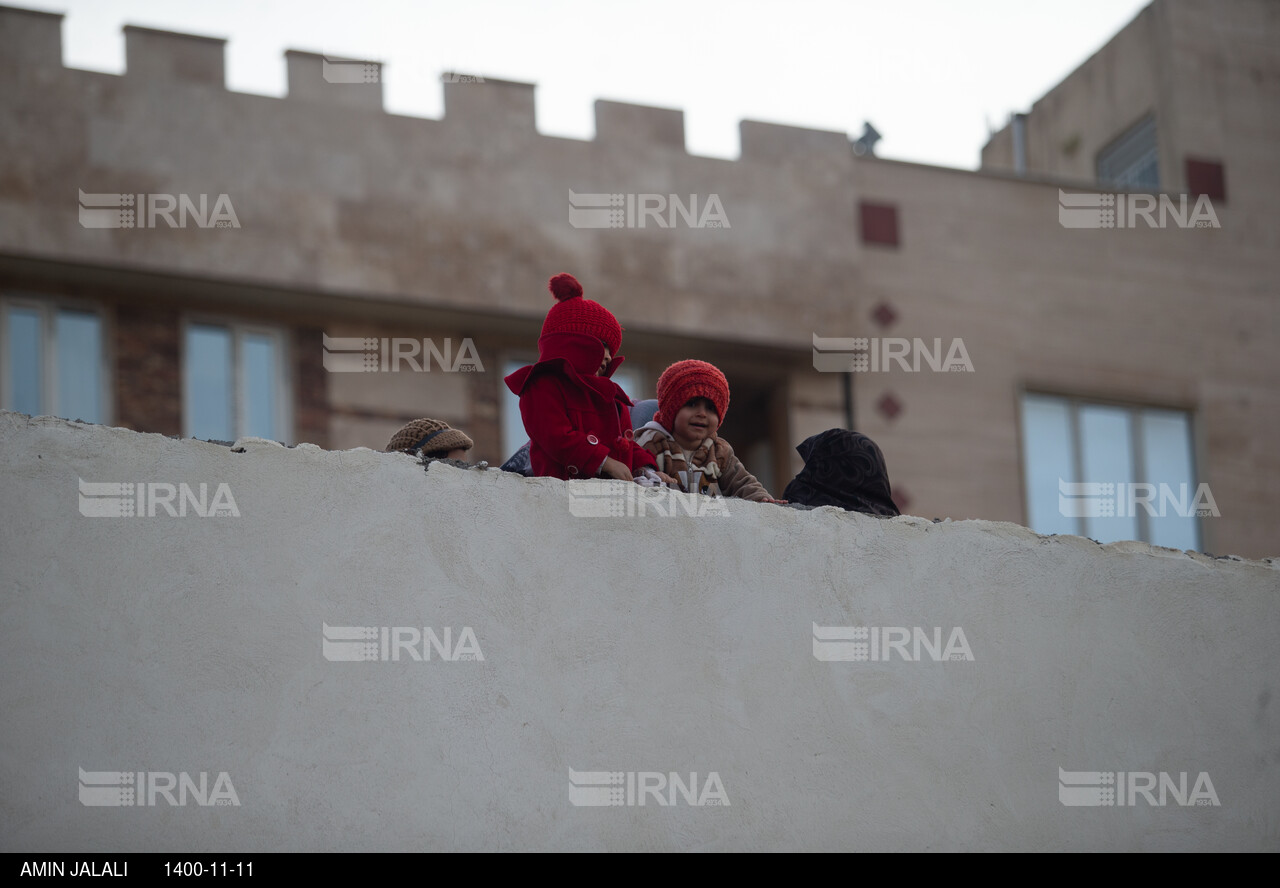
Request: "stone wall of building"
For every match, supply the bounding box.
[1,1,1277,557]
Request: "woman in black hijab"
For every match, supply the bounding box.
[783,429,900,517]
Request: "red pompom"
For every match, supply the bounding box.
[548,273,583,302]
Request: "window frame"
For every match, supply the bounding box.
[0,294,113,426]
[181,316,292,444]
[1016,388,1203,549]
[1096,112,1160,190]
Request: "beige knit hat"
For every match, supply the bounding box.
[385,418,474,456]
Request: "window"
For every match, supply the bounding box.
[859,202,900,247]
[1097,114,1159,189]
[1,299,107,424]
[1020,393,1201,550]
[500,356,643,461]
[1185,157,1227,203]
[183,321,289,443]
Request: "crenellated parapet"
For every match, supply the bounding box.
[441,74,537,134]
[0,5,62,80]
[594,100,686,150]
[0,3,887,350]
[285,50,384,111]
[739,120,852,164]
[123,24,227,87]
[0,4,861,164]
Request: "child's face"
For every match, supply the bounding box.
[672,397,720,448]
[426,448,470,461]
[597,343,613,376]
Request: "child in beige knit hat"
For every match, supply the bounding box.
[385,418,474,460]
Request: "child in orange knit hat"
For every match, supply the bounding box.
[635,359,784,503]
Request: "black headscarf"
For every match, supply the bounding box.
[783,429,900,517]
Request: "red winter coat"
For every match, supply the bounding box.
[504,332,656,480]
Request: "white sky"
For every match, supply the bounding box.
[15,0,1151,169]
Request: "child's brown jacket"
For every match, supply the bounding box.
[635,423,773,502]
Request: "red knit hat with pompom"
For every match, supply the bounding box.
[655,360,730,429]
[540,273,623,355]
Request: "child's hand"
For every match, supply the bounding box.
[654,471,679,486]
[599,457,634,481]
[763,497,789,504]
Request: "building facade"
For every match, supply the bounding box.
[0,0,1276,557]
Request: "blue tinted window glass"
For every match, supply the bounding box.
[56,310,102,424]
[1021,394,1078,536]
[7,307,42,415]
[1079,405,1138,543]
[187,325,233,441]
[1141,410,1199,551]
[241,332,277,441]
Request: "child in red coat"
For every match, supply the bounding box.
[504,273,657,481]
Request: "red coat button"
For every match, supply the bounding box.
[587,435,599,446]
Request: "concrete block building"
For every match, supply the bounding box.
[0,0,1276,557]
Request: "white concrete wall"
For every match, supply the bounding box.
[1,411,1277,851]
